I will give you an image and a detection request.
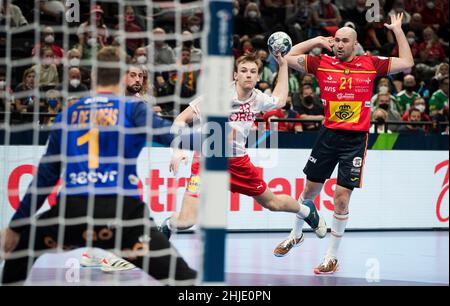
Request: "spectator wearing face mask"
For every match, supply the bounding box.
[370,108,392,134]
[131,47,148,65]
[77,5,109,47]
[32,26,64,65]
[43,89,62,125]
[397,108,426,135]
[402,96,431,122]
[263,94,303,132]
[375,93,402,131]
[391,31,420,59]
[294,84,324,131]
[67,48,81,68]
[31,47,59,87]
[239,3,268,38]
[115,6,144,56]
[76,5,109,60]
[67,48,91,89]
[185,15,202,35]
[57,67,88,94]
[371,78,400,112]
[396,75,421,114]
[174,31,203,64]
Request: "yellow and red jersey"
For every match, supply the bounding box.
[306,54,391,132]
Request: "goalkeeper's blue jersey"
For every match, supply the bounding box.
[12,93,174,221]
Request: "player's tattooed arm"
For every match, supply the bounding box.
[286,54,307,72]
[297,56,306,71]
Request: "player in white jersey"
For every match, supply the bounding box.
[161,53,327,247]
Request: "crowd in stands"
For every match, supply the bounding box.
[0,0,448,135]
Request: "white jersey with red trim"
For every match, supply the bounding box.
[188,82,280,157]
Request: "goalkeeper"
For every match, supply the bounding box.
[0,46,197,285]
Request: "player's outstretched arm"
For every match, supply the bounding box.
[271,52,289,108]
[174,105,196,127]
[285,36,334,72]
[168,106,197,175]
[385,13,414,74]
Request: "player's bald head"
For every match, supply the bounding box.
[335,27,357,42]
[333,26,358,61]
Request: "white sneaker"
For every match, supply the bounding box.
[100,256,136,273]
[273,232,305,257]
[314,256,339,274]
[80,251,103,267]
[314,214,327,238]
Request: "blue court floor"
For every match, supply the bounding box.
[0,231,448,286]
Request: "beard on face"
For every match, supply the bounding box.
[127,83,142,95]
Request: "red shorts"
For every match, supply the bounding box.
[185,152,201,198]
[229,155,267,197]
[185,154,267,198]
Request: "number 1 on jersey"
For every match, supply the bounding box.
[77,128,99,169]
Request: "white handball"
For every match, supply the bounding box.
[267,32,292,57]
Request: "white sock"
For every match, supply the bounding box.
[291,215,305,237]
[325,213,349,259]
[296,194,311,218]
[292,195,311,237]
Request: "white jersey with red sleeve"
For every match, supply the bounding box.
[228,82,279,156]
[186,83,279,157]
[306,54,391,131]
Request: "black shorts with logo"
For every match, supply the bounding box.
[303,127,369,189]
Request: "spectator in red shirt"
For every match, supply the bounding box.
[402,96,431,122]
[32,26,64,65]
[115,6,144,56]
[419,27,446,65]
[263,95,303,132]
[419,0,446,28]
[392,31,420,59]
